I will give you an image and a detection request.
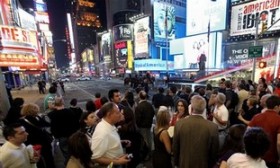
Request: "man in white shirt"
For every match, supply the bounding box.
[212,92,229,149]
[91,102,130,167]
[0,123,39,168]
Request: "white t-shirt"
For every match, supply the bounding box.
[91,119,124,159]
[213,104,229,130]
[227,153,267,168]
[0,141,34,168]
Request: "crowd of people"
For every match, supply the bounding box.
[0,77,280,168]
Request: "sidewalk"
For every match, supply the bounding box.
[11,85,45,111]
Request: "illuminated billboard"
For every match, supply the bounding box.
[134,17,149,59]
[114,41,127,67]
[224,40,277,68]
[35,1,48,12]
[230,0,280,36]
[153,1,175,42]
[113,24,133,42]
[19,8,37,31]
[170,32,223,69]
[186,0,227,36]
[100,33,111,63]
[0,25,39,52]
[35,12,49,23]
[134,59,174,71]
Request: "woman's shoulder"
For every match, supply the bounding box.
[66,156,84,168]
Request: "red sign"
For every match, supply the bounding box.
[114,42,127,49]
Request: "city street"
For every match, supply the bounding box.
[11,78,128,112]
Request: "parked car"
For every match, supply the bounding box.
[76,76,91,81]
[100,76,111,80]
[57,77,70,82]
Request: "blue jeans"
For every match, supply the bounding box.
[58,137,70,165]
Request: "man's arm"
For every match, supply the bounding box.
[93,155,130,166]
[277,133,280,162]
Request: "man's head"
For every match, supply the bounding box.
[266,95,280,112]
[3,123,28,146]
[54,96,64,107]
[244,127,270,159]
[158,87,164,94]
[225,80,232,89]
[95,92,101,99]
[99,102,123,125]
[215,92,226,105]
[139,91,147,100]
[70,98,78,106]
[49,86,57,94]
[191,95,206,114]
[108,89,121,104]
[260,94,271,108]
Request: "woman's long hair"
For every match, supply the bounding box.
[68,131,93,168]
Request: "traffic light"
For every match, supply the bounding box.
[259,61,267,69]
[261,22,268,33]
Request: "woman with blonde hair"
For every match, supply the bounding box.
[152,106,172,168]
[19,103,54,168]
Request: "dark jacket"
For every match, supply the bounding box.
[135,100,155,128]
[48,108,78,138]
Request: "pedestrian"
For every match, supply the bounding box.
[248,95,280,168]
[69,98,83,131]
[47,97,77,164]
[135,91,155,159]
[3,97,24,126]
[19,103,55,168]
[94,92,102,110]
[37,80,45,94]
[59,81,65,94]
[66,131,95,168]
[43,86,57,113]
[0,123,40,168]
[227,127,270,168]
[173,95,219,168]
[212,92,229,149]
[152,106,172,168]
[91,102,131,167]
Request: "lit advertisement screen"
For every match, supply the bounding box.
[35,2,47,12]
[113,24,133,42]
[134,17,149,59]
[224,40,277,68]
[174,55,184,70]
[153,1,175,42]
[100,33,111,63]
[114,41,128,67]
[186,0,227,36]
[183,33,221,69]
[230,0,280,36]
[35,12,49,23]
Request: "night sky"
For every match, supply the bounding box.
[46,0,107,69]
[46,0,68,69]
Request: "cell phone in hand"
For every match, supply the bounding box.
[127,153,133,159]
